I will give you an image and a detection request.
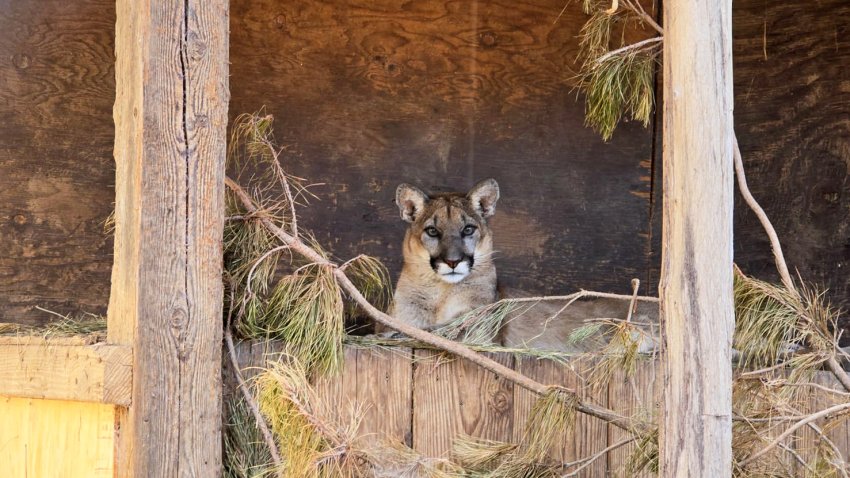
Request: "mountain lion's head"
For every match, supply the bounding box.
[394,179,500,284]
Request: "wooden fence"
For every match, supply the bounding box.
[227,342,850,476]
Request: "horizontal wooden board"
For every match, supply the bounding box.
[0,396,115,478]
[0,341,131,405]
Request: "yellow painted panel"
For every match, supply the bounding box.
[0,396,114,478]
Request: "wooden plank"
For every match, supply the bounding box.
[412,350,514,458]
[315,347,413,446]
[0,396,115,478]
[230,0,655,299]
[607,360,659,478]
[660,0,734,476]
[0,342,131,405]
[313,347,361,438]
[353,347,414,445]
[0,0,115,326]
[109,0,229,475]
[730,0,850,325]
[792,371,850,474]
[514,356,608,476]
[225,343,413,447]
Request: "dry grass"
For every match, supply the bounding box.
[0,308,106,339]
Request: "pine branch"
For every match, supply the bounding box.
[225,176,649,435]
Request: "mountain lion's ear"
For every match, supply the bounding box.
[467,178,500,218]
[396,183,429,223]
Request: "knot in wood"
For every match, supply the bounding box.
[489,389,511,413]
[188,33,207,61]
[12,53,30,70]
[479,32,497,48]
[13,214,27,225]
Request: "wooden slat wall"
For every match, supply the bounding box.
[227,344,850,474]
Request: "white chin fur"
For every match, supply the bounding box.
[436,261,470,284]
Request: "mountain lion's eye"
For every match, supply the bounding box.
[424,227,440,237]
[461,225,477,236]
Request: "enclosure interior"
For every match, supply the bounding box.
[1,0,848,339]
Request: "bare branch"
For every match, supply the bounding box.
[561,437,635,477]
[225,176,648,435]
[223,283,283,473]
[739,401,850,467]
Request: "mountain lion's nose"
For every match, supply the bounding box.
[444,258,461,269]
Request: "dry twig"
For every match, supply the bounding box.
[225,176,646,435]
[734,135,850,392]
[223,283,283,473]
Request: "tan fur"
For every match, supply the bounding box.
[386,180,659,352]
[497,287,659,353]
[384,183,498,331]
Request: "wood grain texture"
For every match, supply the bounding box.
[224,342,413,446]
[412,350,514,458]
[230,0,655,299]
[109,0,229,475]
[0,396,115,478]
[513,356,608,477]
[607,360,659,478]
[660,0,735,476]
[0,0,115,326]
[731,0,850,334]
[224,343,850,473]
[647,0,850,337]
[0,341,131,405]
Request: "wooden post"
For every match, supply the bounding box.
[109,0,229,475]
[660,0,734,476]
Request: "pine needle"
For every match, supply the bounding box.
[478,388,579,477]
[573,1,661,140]
[341,254,393,320]
[256,360,366,477]
[451,436,518,473]
[579,47,658,141]
[224,398,275,478]
[435,301,519,346]
[734,267,839,375]
[262,264,345,375]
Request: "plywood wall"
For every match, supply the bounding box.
[229,0,656,299]
[0,0,115,326]
[0,0,847,329]
[0,396,115,478]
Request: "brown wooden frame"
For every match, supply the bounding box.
[108,0,229,475]
[659,0,734,476]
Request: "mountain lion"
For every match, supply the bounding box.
[385,179,659,353]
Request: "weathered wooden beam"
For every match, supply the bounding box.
[0,339,131,405]
[660,0,734,476]
[109,0,229,475]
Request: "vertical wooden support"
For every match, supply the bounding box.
[110,0,229,475]
[660,0,734,476]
